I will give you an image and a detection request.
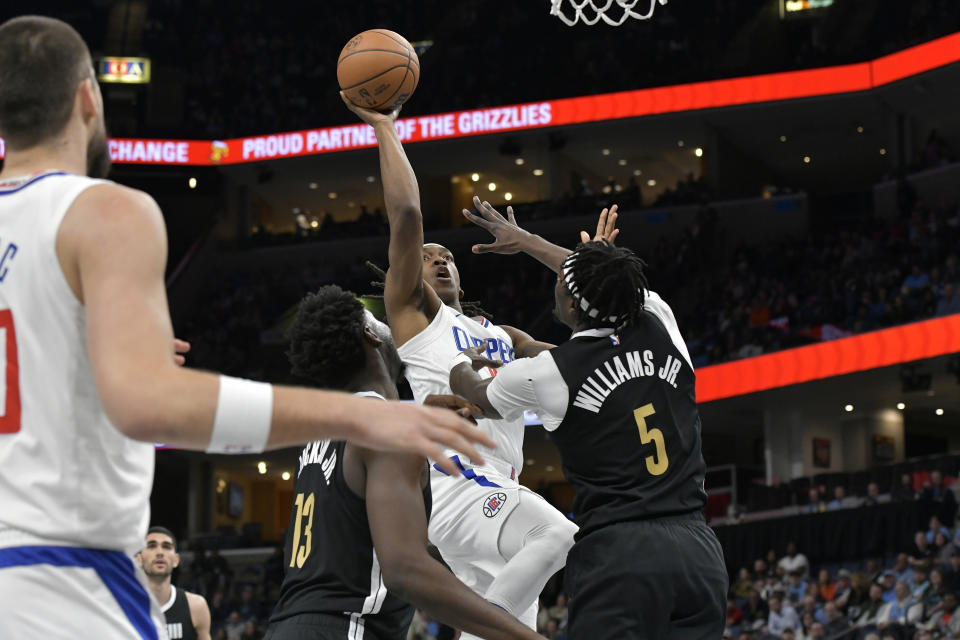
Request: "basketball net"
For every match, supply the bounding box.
[549,0,668,26]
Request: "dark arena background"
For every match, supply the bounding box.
[4,1,960,639]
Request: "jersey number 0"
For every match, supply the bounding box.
[633,403,668,476]
[0,310,21,434]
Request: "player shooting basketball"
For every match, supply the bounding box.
[341,93,580,637]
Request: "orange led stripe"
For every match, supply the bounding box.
[695,314,960,403]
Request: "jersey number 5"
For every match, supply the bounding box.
[633,403,668,476]
[0,310,21,434]
[289,492,315,569]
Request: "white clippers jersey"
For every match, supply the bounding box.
[0,171,154,555]
[398,303,525,474]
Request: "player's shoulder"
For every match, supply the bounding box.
[184,589,210,609]
[71,181,160,217]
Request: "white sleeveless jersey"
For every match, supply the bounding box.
[398,303,525,474]
[0,171,154,555]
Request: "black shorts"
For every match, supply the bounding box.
[264,613,402,640]
[565,512,727,640]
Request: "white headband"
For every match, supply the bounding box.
[562,253,619,324]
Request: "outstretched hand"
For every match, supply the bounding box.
[462,196,530,255]
[340,91,400,127]
[580,204,619,244]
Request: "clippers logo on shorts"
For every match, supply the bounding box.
[482,492,507,518]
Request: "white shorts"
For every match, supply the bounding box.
[427,456,556,596]
[0,545,168,639]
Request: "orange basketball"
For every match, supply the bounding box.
[337,29,420,112]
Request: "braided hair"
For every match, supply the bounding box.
[287,285,367,389]
[365,261,492,320]
[561,240,649,331]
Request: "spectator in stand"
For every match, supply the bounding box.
[903,264,931,293]
[826,486,852,511]
[894,554,914,583]
[781,627,796,640]
[224,611,245,640]
[799,595,822,624]
[787,571,809,605]
[817,570,836,602]
[927,515,952,544]
[733,568,755,598]
[914,531,935,561]
[924,567,949,612]
[857,584,887,627]
[912,564,933,600]
[877,580,923,629]
[880,570,899,602]
[805,488,825,514]
[832,569,852,610]
[936,533,958,567]
[937,283,960,316]
[753,559,770,579]
[822,602,849,637]
[923,473,957,515]
[742,589,768,627]
[548,593,568,627]
[779,542,810,578]
[761,575,782,602]
[921,591,960,637]
[862,482,888,507]
[726,597,744,632]
[795,612,817,640]
[768,596,800,635]
[845,572,871,615]
[946,555,960,592]
[893,474,917,502]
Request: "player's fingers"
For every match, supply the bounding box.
[474,197,506,222]
[431,448,462,476]
[580,231,590,243]
[506,206,517,226]
[174,355,186,366]
[428,425,489,467]
[609,228,620,244]
[174,338,191,353]
[472,243,499,254]
[462,208,494,231]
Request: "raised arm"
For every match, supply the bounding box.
[463,198,619,273]
[340,94,440,344]
[362,448,543,640]
[60,183,492,476]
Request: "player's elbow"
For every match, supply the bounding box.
[378,552,425,600]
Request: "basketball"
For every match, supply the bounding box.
[337,29,420,112]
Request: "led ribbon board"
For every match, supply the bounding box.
[1,32,959,163]
[695,314,960,403]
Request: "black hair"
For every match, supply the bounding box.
[147,526,177,551]
[365,260,492,320]
[0,16,94,150]
[287,285,367,389]
[563,240,649,331]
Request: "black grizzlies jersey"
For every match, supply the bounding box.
[549,312,707,539]
[270,438,432,640]
[163,586,197,640]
